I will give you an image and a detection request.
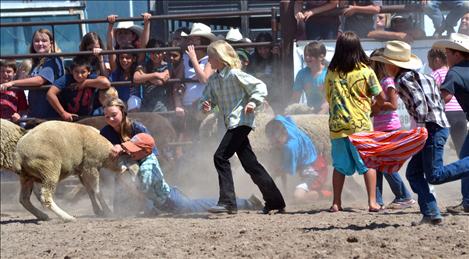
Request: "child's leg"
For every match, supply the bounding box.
[363,168,379,210]
[331,169,345,211]
[236,127,286,210]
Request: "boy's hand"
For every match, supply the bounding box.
[186,45,197,61]
[61,111,79,122]
[202,101,212,112]
[111,144,124,159]
[244,102,256,114]
[175,106,185,117]
[0,82,13,91]
[142,12,152,24]
[11,113,21,122]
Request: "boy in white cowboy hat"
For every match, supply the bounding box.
[371,40,469,225]
[433,33,469,214]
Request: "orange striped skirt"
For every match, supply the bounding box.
[348,127,428,174]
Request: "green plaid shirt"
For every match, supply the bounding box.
[200,67,267,129]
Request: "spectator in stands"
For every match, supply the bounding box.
[0,59,28,122]
[109,47,139,110]
[133,39,171,112]
[0,28,65,119]
[294,0,340,40]
[15,59,32,80]
[423,0,468,38]
[428,48,467,157]
[47,56,110,121]
[368,14,425,42]
[170,27,190,50]
[225,27,251,69]
[458,11,469,35]
[92,87,118,116]
[246,32,281,111]
[178,22,217,140]
[291,41,328,113]
[107,13,151,71]
[79,32,110,76]
[341,0,382,38]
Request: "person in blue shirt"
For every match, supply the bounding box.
[109,48,139,105]
[47,56,110,121]
[0,29,64,119]
[291,41,328,114]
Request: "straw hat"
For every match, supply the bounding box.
[225,28,251,43]
[181,23,218,42]
[370,40,422,70]
[432,33,469,53]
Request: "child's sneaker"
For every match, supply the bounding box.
[387,199,416,209]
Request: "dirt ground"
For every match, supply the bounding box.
[1,147,469,258]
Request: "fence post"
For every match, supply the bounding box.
[280,0,296,112]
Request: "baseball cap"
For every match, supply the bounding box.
[121,133,155,154]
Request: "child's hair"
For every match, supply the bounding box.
[304,41,326,58]
[29,28,61,67]
[103,98,133,141]
[0,59,17,73]
[255,32,273,43]
[328,31,370,75]
[116,46,138,75]
[370,48,387,80]
[79,32,105,51]
[427,48,447,64]
[69,56,92,73]
[207,40,241,69]
[18,59,32,74]
[99,87,118,103]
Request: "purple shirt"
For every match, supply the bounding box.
[373,77,401,131]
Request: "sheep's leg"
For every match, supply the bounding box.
[41,177,76,222]
[32,183,41,202]
[80,170,111,217]
[19,176,49,221]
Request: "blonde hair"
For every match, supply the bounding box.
[207,40,241,69]
[18,59,32,75]
[99,87,119,103]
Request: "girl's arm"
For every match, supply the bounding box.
[236,71,268,109]
[303,0,339,20]
[107,15,118,72]
[0,76,47,90]
[291,91,302,104]
[133,68,169,84]
[343,3,380,16]
[186,45,214,84]
[93,48,109,77]
[46,85,77,121]
[379,87,399,111]
[137,13,152,65]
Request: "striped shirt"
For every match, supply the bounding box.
[395,70,449,128]
[431,67,462,112]
[201,67,267,129]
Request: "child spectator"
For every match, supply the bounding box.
[47,56,111,121]
[79,32,110,76]
[178,23,217,140]
[265,115,331,202]
[225,27,251,69]
[107,13,151,71]
[200,40,286,214]
[369,48,416,210]
[246,32,281,111]
[291,41,328,113]
[0,29,65,119]
[16,59,32,80]
[109,48,139,110]
[428,48,467,156]
[341,0,382,38]
[325,31,385,213]
[92,87,118,116]
[371,39,469,224]
[294,0,340,40]
[433,33,469,214]
[133,39,171,112]
[0,59,28,122]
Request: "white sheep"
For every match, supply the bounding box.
[0,119,26,173]
[15,120,137,222]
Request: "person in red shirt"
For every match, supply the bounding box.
[0,59,28,122]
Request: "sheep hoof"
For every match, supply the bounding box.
[37,215,50,221]
[62,216,77,223]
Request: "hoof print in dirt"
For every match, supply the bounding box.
[346,236,359,243]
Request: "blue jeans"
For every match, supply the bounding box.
[161,187,255,214]
[424,0,468,32]
[376,171,412,206]
[406,123,469,219]
[460,132,469,209]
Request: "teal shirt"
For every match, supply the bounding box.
[137,153,171,207]
[292,66,327,111]
[201,67,267,129]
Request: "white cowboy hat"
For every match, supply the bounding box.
[225,28,251,43]
[370,40,422,70]
[115,21,143,38]
[181,23,218,42]
[432,33,469,53]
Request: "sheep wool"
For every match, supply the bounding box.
[0,119,26,172]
